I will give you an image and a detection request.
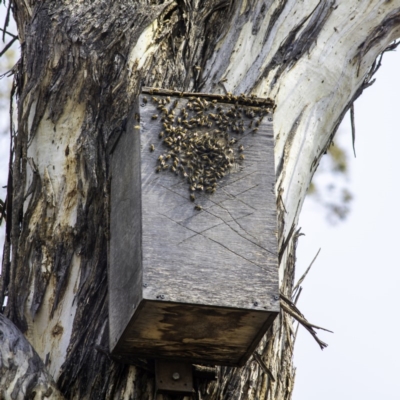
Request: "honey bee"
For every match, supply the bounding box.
[147,93,258,200]
[152,114,158,120]
[194,205,203,211]
[149,144,155,152]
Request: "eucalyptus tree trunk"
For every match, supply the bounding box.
[1,0,399,399]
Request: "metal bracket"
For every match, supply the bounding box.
[155,360,194,396]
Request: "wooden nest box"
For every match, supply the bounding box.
[109,88,279,367]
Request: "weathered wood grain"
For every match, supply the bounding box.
[110,92,279,365]
[109,102,143,352]
[116,302,275,366]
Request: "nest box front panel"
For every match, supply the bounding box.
[140,95,278,308]
[110,90,279,366]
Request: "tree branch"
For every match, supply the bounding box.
[292,248,321,297]
[350,104,356,158]
[0,27,18,40]
[0,36,17,58]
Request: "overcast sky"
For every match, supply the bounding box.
[293,48,400,399]
[0,6,399,400]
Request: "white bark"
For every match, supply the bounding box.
[25,96,85,381]
[1,0,400,398]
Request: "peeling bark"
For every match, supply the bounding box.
[0,314,63,399]
[1,0,400,399]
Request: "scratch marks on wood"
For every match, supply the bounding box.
[137,95,278,309]
[206,200,276,257]
[206,236,270,273]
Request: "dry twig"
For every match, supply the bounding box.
[350,104,356,158]
[292,248,321,297]
[280,294,332,350]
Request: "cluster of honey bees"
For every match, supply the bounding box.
[146,94,269,207]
